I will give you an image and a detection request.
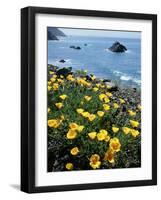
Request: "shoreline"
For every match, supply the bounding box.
[48,61,141,89]
[48,64,141,91]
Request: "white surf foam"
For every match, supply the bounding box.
[113,70,140,85]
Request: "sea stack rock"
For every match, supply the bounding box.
[59,59,66,63]
[109,41,127,53]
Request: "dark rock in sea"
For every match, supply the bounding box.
[109,41,127,53]
[84,43,87,46]
[56,67,72,77]
[59,59,66,63]
[103,79,111,82]
[75,46,81,50]
[70,45,75,48]
[70,45,81,50]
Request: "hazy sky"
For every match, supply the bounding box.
[59,28,141,39]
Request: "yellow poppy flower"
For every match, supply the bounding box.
[103,104,110,111]
[91,75,96,80]
[93,87,99,92]
[130,129,140,137]
[99,93,106,101]
[119,98,125,104]
[99,129,108,135]
[60,115,65,120]
[89,154,101,169]
[104,149,115,163]
[88,114,96,122]
[97,111,105,117]
[76,108,84,114]
[59,94,67,100]
[60,75,64,79]
[66,74,74,81]
[48,119,60,128]
[88,132,97,139]
[77,125,84,132]
[69,123,79,130]
[138,104,141,110]
[66,129,77,139]
[97,133,106,141]
[50,77,56,83]
[128,110,136,116]
[104,97,110,103]
[53,74,57,79]
[122,127,130,135]
[106,92,113,97]
[70,147,79,155]
[53,83,59,91]
[55,102,63,109]
[96,83,101,88]
[49,71,54,75]
[109,137,121,152]
[81,112,90,118]
[57,78,64,84]
[84,95,92,101]
[50,77,56,82]
[48,108,51,113]
[113,103,119,109]
[85,82,91,87]
[130,120,139,128]
[77,78,85,85]
[104,135,110,142]
[106,85,111,89]
[112,127,119,133]
[97,130,108,141]
[48,81,51,85]
[100,85,105,88]
[66,163,73,170]
[48,86,52,91]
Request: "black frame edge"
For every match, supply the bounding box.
[21,7,30,193]
[152,14,157,185]
[23,6,157,19]
[21,7,35,193]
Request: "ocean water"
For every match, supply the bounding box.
[48,35,141,88]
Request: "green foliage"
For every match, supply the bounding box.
[47,67,141,171]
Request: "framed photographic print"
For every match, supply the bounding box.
[21,6,157,193]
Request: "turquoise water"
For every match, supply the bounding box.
[48,36,141,88]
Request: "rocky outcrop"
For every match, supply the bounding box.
[56,67,73,77]
[109,41,127,53]
[48,31,58,40]
[48,64,58,72]
[48,27,66,40]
